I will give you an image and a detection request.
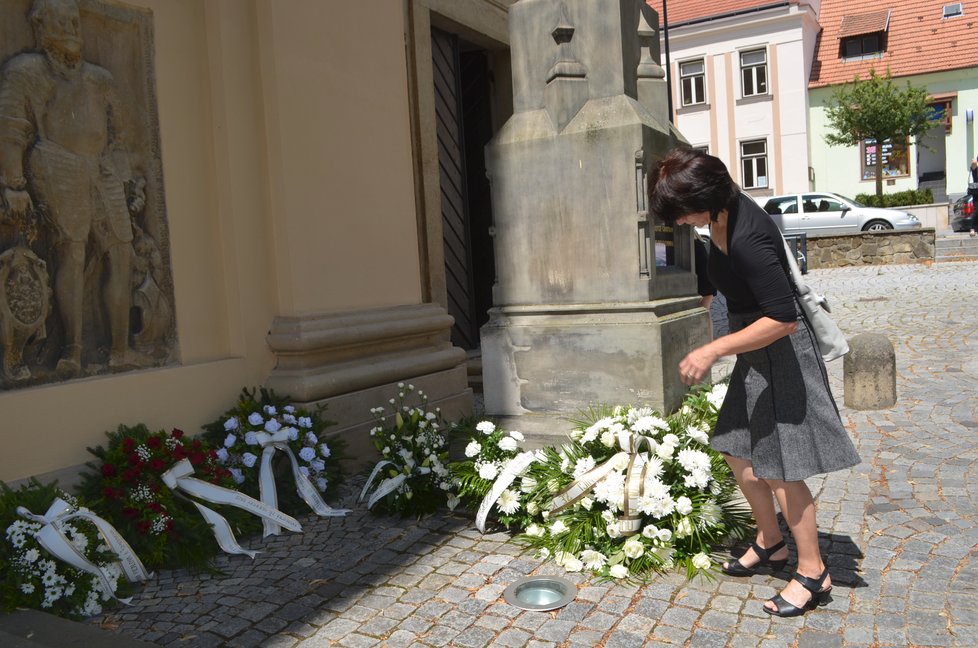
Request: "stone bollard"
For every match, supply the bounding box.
[843,333,897,410]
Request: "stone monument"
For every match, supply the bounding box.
[0,0,176,387]
[481,0,709,439]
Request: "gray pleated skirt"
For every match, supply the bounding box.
[710,309,861,482]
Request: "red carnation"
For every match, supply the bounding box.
[189,452,205,466]
[137,520,151,535]
[165,519,174,533]
[122,468,138,483]
[122,437,136,453]
[101,463,117,478]
[171,429,184,439]
[123,506,139,519]
[172,445,187,460]
[128,452,142,466]
[150,458,165,472]
[148,501,162,513]
[102,486,118,500]
[191,439,202,451]
[146,436,162,449]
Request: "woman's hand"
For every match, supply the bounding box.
[679,344,719,385]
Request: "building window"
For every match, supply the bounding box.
[861,138,909,179]
[943,3,963,18]
[740,49,767,97]
[842,33,884,59]
[679,59,705,106]
[740,140,768,189]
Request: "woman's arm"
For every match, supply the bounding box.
[679,316,796,385]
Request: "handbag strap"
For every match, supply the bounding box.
[778,233,807,295]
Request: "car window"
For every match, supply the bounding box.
[808,195,845,212]
[764,195,798,215]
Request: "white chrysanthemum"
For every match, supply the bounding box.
[623,538,645,559]
[641,495,675,519]
[632,415,670,434]
[573,456,596,477]
[593,471,626,509]
[476,421,496,435]
[626,407,655,424]
[580,426,598,444]
[685,425,710,445]
[656,443,675,460]
[677,448,711,472]
[692,552,712,570]
[609,564,629,579]
[223,417,239,431]
[684,469,712,490]
[525,523,545,537]
[478,462,499,480]
[509,430,525,442]
[497,489,520,515]
[549,519,568,535]
[465,441,482,457]
[698,500,723,528]
[498,436,518,452]
[581,549,607,570]
[675,517,694,538]
[641,455,664,481]
[707,383,728,408]
[247,412,263,426]
[643,477,671,500]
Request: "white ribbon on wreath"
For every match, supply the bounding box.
[549,430,657,537]
[475,451,542,533]
[161,458,301,558]
[16,497,152,604]
[254,430,351,537]
[358,460,431,510]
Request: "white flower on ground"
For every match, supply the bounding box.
[525,523,545,537]
[549,519,568,535]
[497,489,520,515]
[509,430,525,441]
[581,549,607,570]
[498,436,518,452]
[537,548,551,560]
[446,495,460,510]
[623,539,645,559]
[675,496,693,515]
[465,441,482,457]
[562,556,584,572]
[223,417,239,431]
[609,564,629,579]
[707,383,728,408]
[675,517,694,538]
[478,462,499,480]
[685,425,710,445]
[573,456,596,477]
[692,553,712,570]
[242,452,258,468]
[476,421,496,435]
[247,412,263,426]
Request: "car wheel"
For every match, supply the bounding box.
[862,219,893,232]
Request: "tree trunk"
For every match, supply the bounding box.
[874,141,884,198]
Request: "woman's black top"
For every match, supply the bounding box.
[708,194,796,323]
[694,237,716,298]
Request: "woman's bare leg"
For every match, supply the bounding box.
[723,455,788,568]
[765,479,830,610]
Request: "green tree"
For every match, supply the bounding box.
[823,69,936,198]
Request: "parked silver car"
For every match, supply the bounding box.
[761,193,920,235]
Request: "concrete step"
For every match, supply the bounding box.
[0,609,159,648]
[936,234,978,261]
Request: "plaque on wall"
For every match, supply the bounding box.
[0,0,177,387]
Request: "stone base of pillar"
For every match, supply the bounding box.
[265,304,472,467]
[480,299,710,435]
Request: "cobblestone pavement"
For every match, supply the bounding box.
[91,261,978,648]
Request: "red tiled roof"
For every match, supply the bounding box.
[810,0,978,88]
[644,0,797,27]
[838,9,891,37]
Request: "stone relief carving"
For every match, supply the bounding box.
[0,0,176,388]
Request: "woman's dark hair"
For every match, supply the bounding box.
[647,148,740,224]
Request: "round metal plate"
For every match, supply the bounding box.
[502,575,577,612]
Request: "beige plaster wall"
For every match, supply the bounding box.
[0,0,423,482]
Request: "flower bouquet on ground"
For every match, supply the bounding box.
[449,419,541,531]
[517,383,752,581]
[360,383,456,517]
[201,388,349,534]
[1,480,133,619]
[76,425,276,571]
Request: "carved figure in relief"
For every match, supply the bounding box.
[0,0,150,377]
[0,246,51,381]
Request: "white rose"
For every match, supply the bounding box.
[623,539,645,559]
[609,564,629,579]
[549,519,568,535]
[465,441,482,457]
[242,452,257,468]
[563,556,584,572]
[692,552,712,570]
[656,528,673,543]
[509,430,525,441]
[675,517,693,538]
[641,524,658,539]
[605,522,621,538]
[656,443,675,460]
[525,523,545,537]
[579,497,593,511]
[526,501,539,515]
[247,412,263,426]
[675,496,693,515]
[601,510,616,523]
[600,431,617,447]
[223,417,239,431]
[498,436,518,452]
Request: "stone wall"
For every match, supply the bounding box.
[805,229,936,269]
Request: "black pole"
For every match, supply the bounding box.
[662,0,673,124]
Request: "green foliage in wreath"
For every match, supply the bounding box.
[200,387,346,516]
[76,424,260,571]
[1,480,128,619]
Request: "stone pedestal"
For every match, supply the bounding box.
[482,0,704,427]
[844,333,897,410]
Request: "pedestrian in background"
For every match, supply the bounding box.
[646,148,861,617]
